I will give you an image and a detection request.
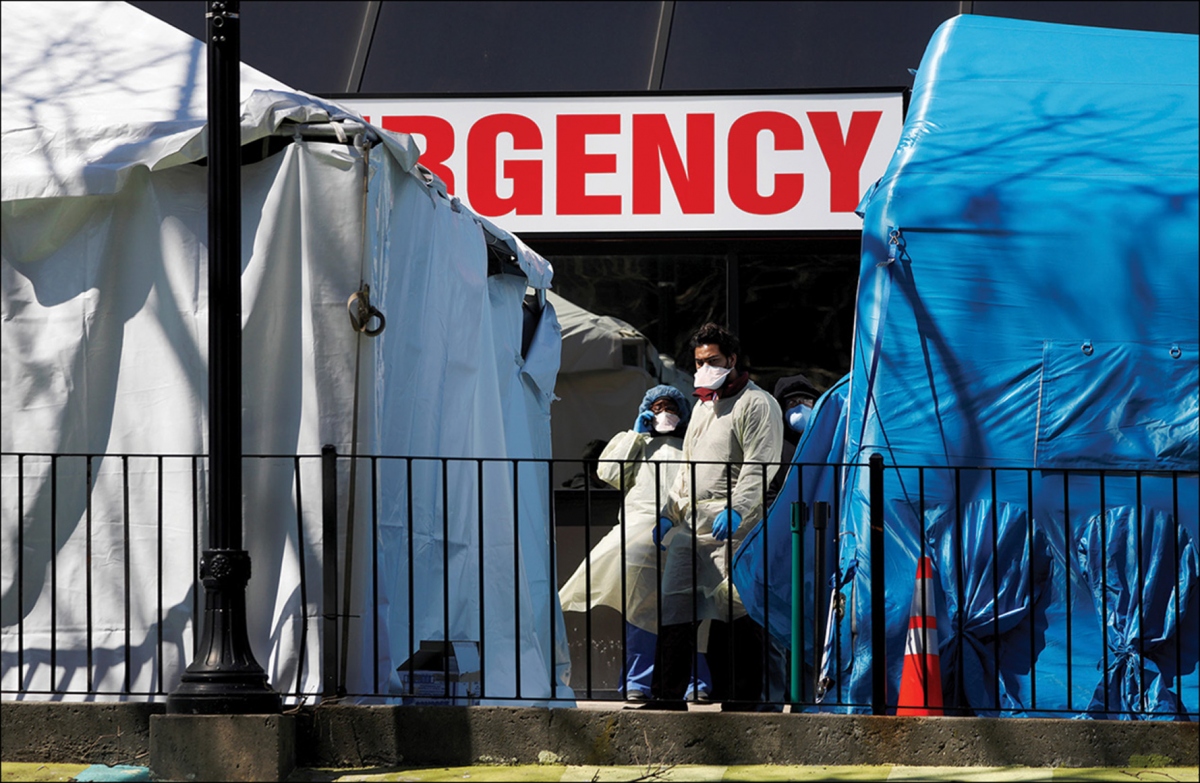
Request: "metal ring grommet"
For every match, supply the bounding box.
[360,307,385,337]
[1170,345,1182,359]
[1081,341,1094,356]
[348,288,386,337]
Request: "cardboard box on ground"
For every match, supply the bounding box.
[396,640,481,705]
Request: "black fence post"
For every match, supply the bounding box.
[812,501,829,701]
[321,444,341,697]
[869,453,887,715]
[789,501,806,704]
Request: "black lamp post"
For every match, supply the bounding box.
[167,0,281,715]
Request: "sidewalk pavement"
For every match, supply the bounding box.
[4,762,1199,782]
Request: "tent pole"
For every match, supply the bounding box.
[167,0,281,715]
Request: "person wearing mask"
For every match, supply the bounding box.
[765,374,821,509]
[649,323,783,711]
[558,385,712,703]
[757,373,821,709]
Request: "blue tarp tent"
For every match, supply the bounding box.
[732,376,850,700]
[734,15,1199,719]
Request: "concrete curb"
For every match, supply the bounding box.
[3,701,1197,771]
[0,702,164,766]
[299,705,1199,769]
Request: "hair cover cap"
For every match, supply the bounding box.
[773,374,819,406]
[639,384,691,424]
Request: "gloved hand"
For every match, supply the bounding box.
[711,508,742,541]
[653,516,674,549]
[634,410,655,434]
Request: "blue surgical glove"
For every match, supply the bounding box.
[653,516,674,549]
[634,410,655,434]
[711,508,742,541]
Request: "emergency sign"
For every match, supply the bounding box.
[346,93,904,233]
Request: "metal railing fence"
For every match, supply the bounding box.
[1,449,1196,719]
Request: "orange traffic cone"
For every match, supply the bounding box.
[896,556,943,716]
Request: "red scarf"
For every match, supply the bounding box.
[694,369,749,403]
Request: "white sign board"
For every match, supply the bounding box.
[342,93,904,234]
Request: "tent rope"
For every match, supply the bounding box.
[340,130,382,692]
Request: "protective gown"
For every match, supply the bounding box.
[558,429,686,631]
[660,380,783,626]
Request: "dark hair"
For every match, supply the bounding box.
[689,322,741,363]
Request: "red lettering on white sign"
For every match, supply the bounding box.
[379,115,456,194]
[808,111,883,212]
[354,95,902,231]
[632,114,715,215]
[727,112,805,215]
[467,114,543,216]
[557,114,622,215]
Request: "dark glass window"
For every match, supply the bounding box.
[541,239,860,396]
[973,1,1199,34]
[736,250,859,392]
[359,1,662,93]
[133,2,1197,95]
[662,1,958,91]
[544,254,725,369]
[130,0,369,94]
[130,0,207,40]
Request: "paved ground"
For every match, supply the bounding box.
[4,762,1199,782]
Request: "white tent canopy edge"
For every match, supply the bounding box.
[1,0,570,705]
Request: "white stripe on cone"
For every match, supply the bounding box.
[897,556,943,715]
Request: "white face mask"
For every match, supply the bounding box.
[694,363,732,390]
[787,405,811,434]
[653,411,681,433]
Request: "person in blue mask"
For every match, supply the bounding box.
[757,372,821,709]
[765,373,820,508]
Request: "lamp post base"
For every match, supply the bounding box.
[167,676,282,716]
[167,549,282,715]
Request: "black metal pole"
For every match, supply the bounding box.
[869,453,887,715]
[321,445,340,698]
[812,500,828,701]
[168,0,280,715]
[725,251,740,337]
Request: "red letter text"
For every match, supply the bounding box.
[632,114,715,214]
[808,111,882,212]
[727,112,804,215]
[556,114,622,215]
[381,115,456,194]
[467,114,544,216]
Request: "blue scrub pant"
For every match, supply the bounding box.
[624,622,711,698]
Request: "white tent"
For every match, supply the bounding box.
[1,0,571,705]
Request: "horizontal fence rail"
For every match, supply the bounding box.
[1,449,1197,720]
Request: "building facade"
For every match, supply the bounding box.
[136,0,1200,393]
